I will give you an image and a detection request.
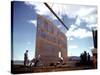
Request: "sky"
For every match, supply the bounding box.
[12,1,97,60]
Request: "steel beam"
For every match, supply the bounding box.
[44,2,69,30]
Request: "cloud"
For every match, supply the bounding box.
[24,2,97,23]
[28,20,37,27]
[76,7,97,17]
[24,2,81,20]
[68,7,97,39]
[67,37,74,40]
[81,14,97,24]
[75,7,97,26]
[24,1,97,21]
[24,2,97,37]
[24,1,34,6]
[69,45,78,49]
[35,4,51,15]
[75,16,81,25]
[68,24,77,31]
[57,25,62,28]
[66,25,92,39]
[86,24,97,29]
[89,46,94,49]
[24,2,51,15]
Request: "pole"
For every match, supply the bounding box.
[44,2,69,30]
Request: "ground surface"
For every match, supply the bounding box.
[11,65,95,74]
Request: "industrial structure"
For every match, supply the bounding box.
[91,30,97,68]
[35,15,68,66]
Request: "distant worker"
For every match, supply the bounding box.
[87,53,90,63]
[24,50,29,66]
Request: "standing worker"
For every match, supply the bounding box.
[24,50,29,66]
